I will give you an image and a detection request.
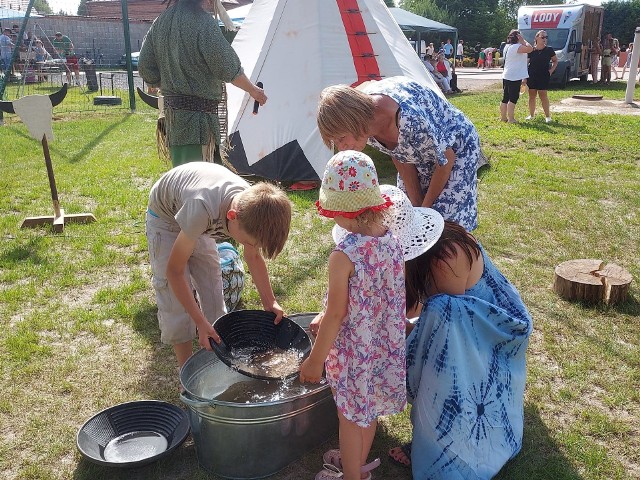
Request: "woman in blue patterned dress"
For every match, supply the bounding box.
[380,188,532,479]
[317,76,481,231]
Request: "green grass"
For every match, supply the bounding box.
[0,81,638,480]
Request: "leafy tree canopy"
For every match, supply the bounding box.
[400,0,640,51]
[400,0,560,50]
[78,0,89,16]
[602,0,640,45]
[34,0,52,15]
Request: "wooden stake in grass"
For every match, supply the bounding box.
[0,84,96,232]
[553,259,633,305]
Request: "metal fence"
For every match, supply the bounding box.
[1,69,156,114]
[0,12,236,117]
[1,13,155,114]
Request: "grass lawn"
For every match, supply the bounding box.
[0,81,638,480]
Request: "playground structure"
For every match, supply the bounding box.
[0,1,146,116]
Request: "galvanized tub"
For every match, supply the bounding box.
[179,313,338,479]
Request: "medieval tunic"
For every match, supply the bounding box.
[139,1,242,151]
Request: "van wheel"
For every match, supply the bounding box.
[579,74,588,82]
[560,69,570,89]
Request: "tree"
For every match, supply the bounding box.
[602,0,640,45]
[384,0,396,7]
[401,0,567,50]
[400,0,454,27]
[400,0,505,48]
[78,0,89,16]
[34,0,52,15]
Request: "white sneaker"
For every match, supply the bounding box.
[525,115,533,120]
[545,117,552,123]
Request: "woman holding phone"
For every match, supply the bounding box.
[500,29,533,123]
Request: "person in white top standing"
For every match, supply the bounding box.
[456,39,464,68]
[0,27,14,74]
[426,42,434,57]
[500,29,533,123]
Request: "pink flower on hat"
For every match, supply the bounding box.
[316,150,392,218]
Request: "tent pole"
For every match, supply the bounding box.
[624,27,640,104]
[121,0,136,111]
[452,31,458,74]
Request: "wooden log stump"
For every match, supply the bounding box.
[553,259,633,305]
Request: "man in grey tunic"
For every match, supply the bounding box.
[139,0,266,166]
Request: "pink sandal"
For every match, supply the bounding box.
[316,449,380,480]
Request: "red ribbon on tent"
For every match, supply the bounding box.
[337,0,382,86]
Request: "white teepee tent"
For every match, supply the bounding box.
[226,0,442,182]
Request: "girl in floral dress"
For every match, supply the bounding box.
[299,151,406,480]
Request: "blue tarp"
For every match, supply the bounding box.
[0,8,42,20]
[388,7,457,34]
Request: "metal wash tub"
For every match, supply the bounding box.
[179,313,338,479]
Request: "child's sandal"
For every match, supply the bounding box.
[315,464,376,480]
[319,449,380,479]
[388,443,412,468]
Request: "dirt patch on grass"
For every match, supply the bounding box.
[553,98,640,116]
[456,78,502,93]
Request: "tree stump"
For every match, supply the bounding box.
[553,259,633,305]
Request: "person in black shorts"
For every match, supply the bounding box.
[526,30,558,123]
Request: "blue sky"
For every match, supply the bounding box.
[55,0,80,15]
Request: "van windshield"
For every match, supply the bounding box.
[521,29,569,50]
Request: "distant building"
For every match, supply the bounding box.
[0,0,33,10]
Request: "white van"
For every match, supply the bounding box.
[517,4,604,87]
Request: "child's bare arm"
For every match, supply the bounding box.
[300,251,352,383]
[243,243,284,322]
[167,231,220,347]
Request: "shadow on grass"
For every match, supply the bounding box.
[478,162,492,180]
[72,443,204,480]
[611,292,640,315]
[517,120,586,134]
[0,112,132,165]
[555,291,640,316]
[369,403,583,480]
[116,302,190,402]
[59,114,132,165]
[71,303,208,480]
[0,235,48,267]
[496,403,584,480]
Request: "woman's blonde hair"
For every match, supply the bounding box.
[317,85,375,148]
[535,30,547,47]
[235,183,292,259]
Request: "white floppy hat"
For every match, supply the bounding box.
[332,184,444,260]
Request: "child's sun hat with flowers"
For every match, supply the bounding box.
[316,150,392,218]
